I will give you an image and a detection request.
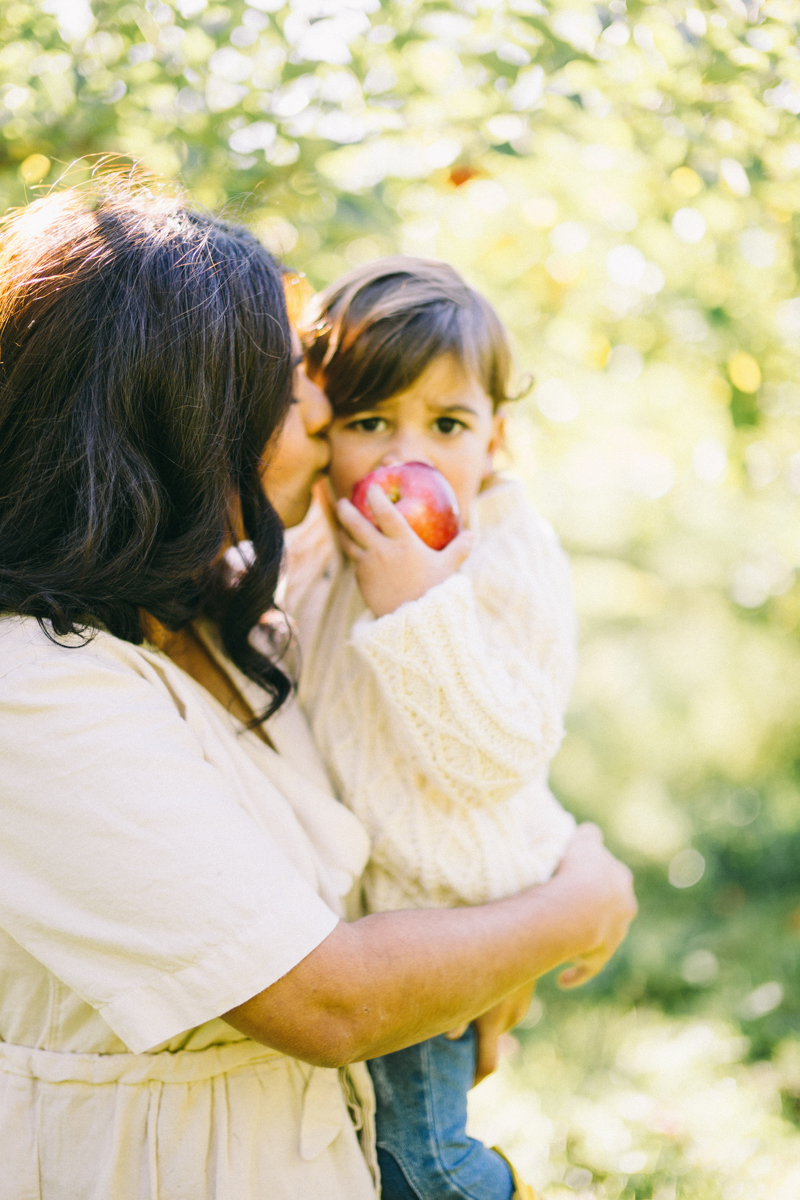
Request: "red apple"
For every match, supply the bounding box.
[351,462,461,550]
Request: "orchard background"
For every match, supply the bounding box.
[4,0,800,1194]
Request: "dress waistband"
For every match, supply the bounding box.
[0,1037,283,1086]
[0,1035,378,1178]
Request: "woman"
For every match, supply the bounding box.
[0,180,636,1200]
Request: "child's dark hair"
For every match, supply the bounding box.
[303,256,513,416]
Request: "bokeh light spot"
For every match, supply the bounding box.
[19,154,50,184]
[668,849,706,889]
[672,207,706,244]
[728,353,761,394]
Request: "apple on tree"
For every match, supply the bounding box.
[351,462,461,551]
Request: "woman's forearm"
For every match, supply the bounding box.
[224,824,636,1066]
[228,892,563,1066]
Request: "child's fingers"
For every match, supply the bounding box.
[335,498,383,550]
[364,485,416,541]
[473,1024,501,1085]
[337,528,365,561]
[439,529,474,569]
[574,822,603,843]
[557,949,605,989]
[557,964,593,988]
[444,1022,469,1040]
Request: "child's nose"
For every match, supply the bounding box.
[380,433,433,467]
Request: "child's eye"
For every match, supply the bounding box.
[348,417,387,434]
[433,417,465,435]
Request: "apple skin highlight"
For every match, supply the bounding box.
[351,462,461,550]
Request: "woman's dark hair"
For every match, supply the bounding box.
[0,177,294,715]
[302,255,514,417]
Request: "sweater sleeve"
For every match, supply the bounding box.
[349,482,577,810]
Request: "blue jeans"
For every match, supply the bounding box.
[368,1026,515,1200]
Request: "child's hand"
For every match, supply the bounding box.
[470,983,535,1084]
[336,484,474,617]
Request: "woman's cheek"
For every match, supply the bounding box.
[260,415,304,506]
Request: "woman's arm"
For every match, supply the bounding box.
[224,823,636,1068]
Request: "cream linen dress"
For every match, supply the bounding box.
[0,614,379,1200]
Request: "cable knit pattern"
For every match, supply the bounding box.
[288,479,578,913]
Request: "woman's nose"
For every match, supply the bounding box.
[300,385,331,438]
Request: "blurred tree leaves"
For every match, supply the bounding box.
[3,1,800,487]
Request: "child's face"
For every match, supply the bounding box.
[327,355,503,521]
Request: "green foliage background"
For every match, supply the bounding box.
[4,0,800,1193]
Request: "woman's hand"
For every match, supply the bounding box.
[335,487,473,617]
[551,823,637,988]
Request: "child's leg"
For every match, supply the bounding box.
[367,1026,515,1200]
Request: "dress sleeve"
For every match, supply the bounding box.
[350,483,577,809]
[0,630,340,1054]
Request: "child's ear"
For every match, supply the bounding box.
[483,409,506,478]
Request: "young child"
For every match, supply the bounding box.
[283,257,577,1200]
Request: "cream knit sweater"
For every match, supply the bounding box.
[283,478,578,914]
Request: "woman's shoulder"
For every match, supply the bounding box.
[0,616,209,819]
[1,613,141,669]
[0,614,185,710]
